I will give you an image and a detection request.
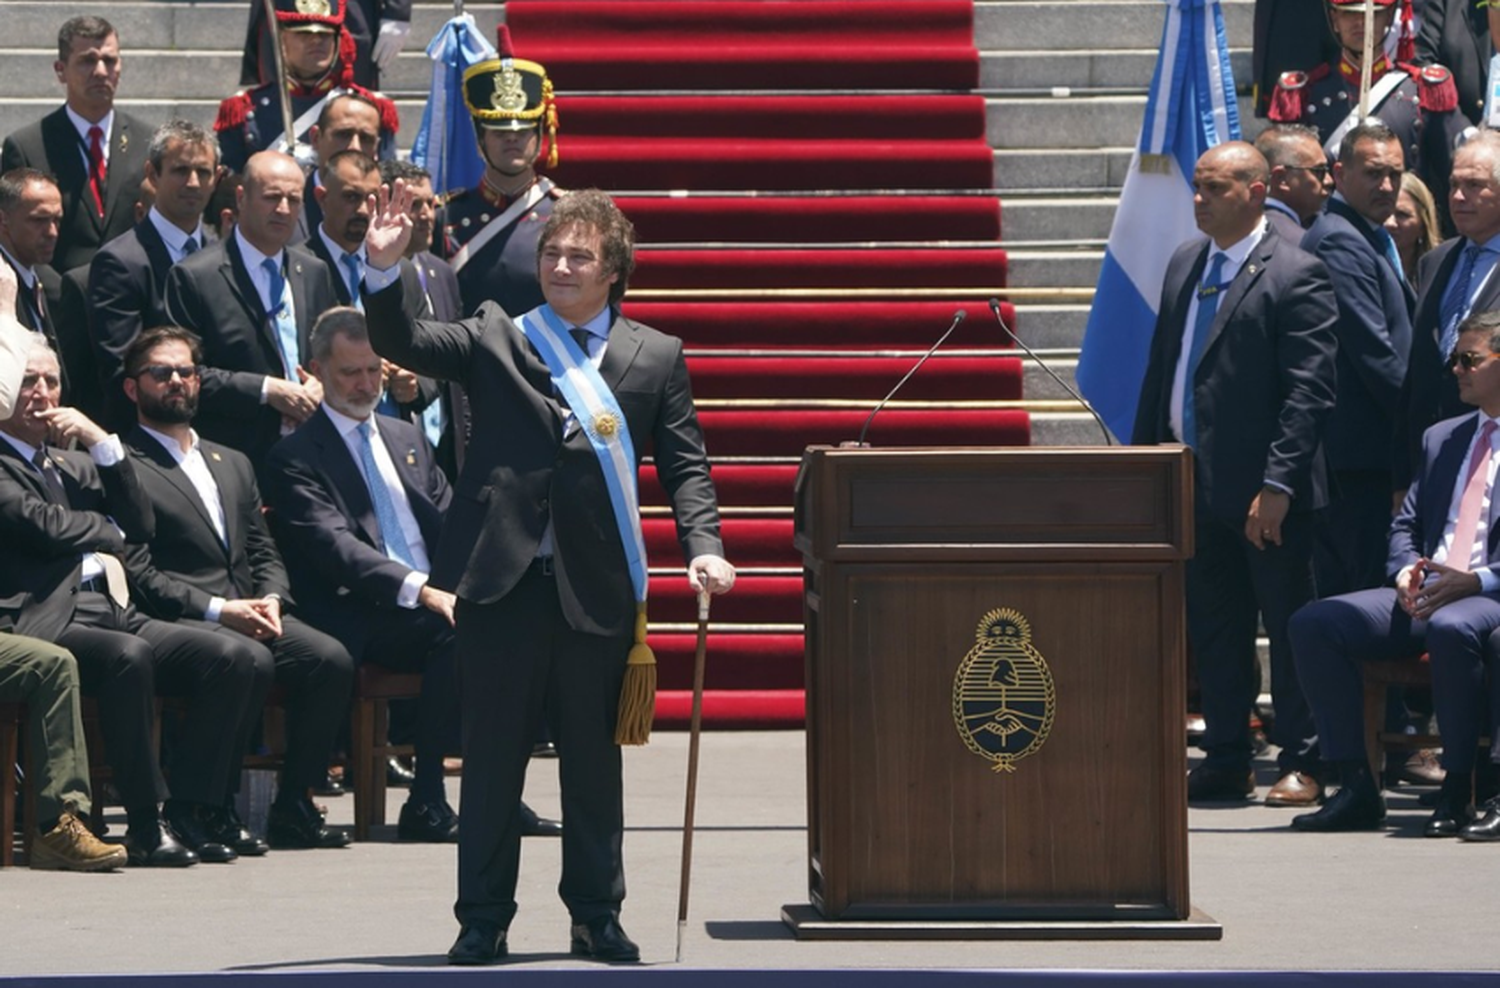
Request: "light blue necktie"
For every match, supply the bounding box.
[356,420,416,568]
[1376,227,1405,284]
[1182,252,1228,450]
[340,251,365,312]
[1439,244,1487,359]
[260,257,300,377]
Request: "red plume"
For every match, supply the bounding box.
[496,25,516,58]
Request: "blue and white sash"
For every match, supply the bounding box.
[517,304,648,604]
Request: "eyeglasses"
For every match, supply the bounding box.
[136,364,198,383]
[1449,351,1497,372]
[18,373,60,392]
[1285,164,1331,178]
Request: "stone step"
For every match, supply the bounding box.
[975,0,1254,53]
[981,48,1252,92]
[1013,304,1092,349]
[987,93,1256,150]
[1022,357,1082,401]
[993,147,1134,191]
[0,2,503,54]
[1002,196,1117,243]
[1006,249,1103,288]
[1029,412,1121,446]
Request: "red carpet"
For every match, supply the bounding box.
[650,633,804,690]
[633,248,1007,290]
[555,95,986,140]
[653,689,805,729]
[698,409,1030,456]
[506,0,977,89]
[652,576,805,624]
[646,518,797,569]
[640,464,801,507]
[624,301,1019,350]
[684,355,1022,400]
[615,196,1002,244]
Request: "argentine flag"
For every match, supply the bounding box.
[411,13,496,197]
[1076,0,1239,441]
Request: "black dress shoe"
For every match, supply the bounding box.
[1291,783,1386,832]
[123,820,198,868]
[1425,777,1473,838]
[162,800,237,863]
[520,800,562,837]
[1186,763,1254,802]
[448,923,507,965]
[386,756,417,788]
[570,915,640,963]
[204,804,269,856]
[1461,797,1500,841]
[267,798,352,849]
[398,799,459,842]
[311,771,348,797]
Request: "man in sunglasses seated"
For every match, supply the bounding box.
[119,325,355,851]
[1290,309,1500,836]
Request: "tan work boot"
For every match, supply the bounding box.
[30,809,127,872]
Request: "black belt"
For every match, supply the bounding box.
[528,556,555,577]
[78,577,108,594]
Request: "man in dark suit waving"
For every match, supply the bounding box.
[363,186,736,965]
[120,325,355,850]
[1134,141,1339,807]
[164,150,338,471]
[0,16,148,274]
[1300,121,1414,597]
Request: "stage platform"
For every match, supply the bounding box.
[4,731,1500,985]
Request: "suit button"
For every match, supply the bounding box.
[539,497,549,509]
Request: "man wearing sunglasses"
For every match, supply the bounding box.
[119,325,355,851]
[1256,124,1334,242]
[1292,310,1500,836]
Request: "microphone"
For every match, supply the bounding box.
[988,298,1113,446]
[851,309,966,448]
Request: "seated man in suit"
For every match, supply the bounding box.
[89,120,221,433]
[0,268,124,871]
[0,333,264,867]
[164,150,338,473]
[265,307,473,842]
[0,15,148,274]
[120,325,355,850]
[1291,310,1500,836]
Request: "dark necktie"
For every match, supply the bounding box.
[87,125,106,218]
[570,327,593,359]
[31,447,67,504]
[181,236,199,258]
[1181,252,1228,448]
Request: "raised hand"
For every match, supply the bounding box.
[365,178,414,271]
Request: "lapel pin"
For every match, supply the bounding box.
[294,262,303,274]
[210,451,222,461]
[406,449,417,466]
[1246,264,1257,275]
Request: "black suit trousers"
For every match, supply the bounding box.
[1291,588,1500,772]
[454,570,629,929]
[62,592,264,814]
[174,615,354,797]
[1189,508,1319,774]
[1313,469,1396,598]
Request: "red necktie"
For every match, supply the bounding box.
[1451,419,1499,570]
[87,125,106,218]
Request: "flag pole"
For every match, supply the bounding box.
[675,590,711,963]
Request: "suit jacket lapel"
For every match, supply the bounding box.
[102,115,137,233]
[41,110,95,232]
[0,441,50,503]
[287,253,317,362]
[129,427,226,550]
[599,313,643,392]
[1430,415,1477,549]
[1418,240,1465,344]
[1198,235,1270,365]
[136,218,174,295]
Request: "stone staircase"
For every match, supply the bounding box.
[0,0,1257,439]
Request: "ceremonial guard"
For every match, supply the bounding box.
[214,0,399,173]
[436,29,563,317]
[1269,0,1465,206]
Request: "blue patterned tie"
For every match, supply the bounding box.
[181,236,199,259]
[1440,244,1485,359]
[356,420,416,568]
[261,257,300,377]
[1181,252,1228,450]
[340,251,364,312]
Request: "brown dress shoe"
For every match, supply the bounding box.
[1265,770,1323,807]
[1398,749,1445,786]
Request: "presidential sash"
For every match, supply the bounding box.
[516,304,647,605]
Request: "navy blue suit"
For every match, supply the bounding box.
[1292,411,1500,773]
[1134,225,1339,774]
[1301,196,1414,595]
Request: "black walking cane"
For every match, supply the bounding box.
[676,590,711,962]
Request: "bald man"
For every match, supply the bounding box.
[1133,141,1339,807]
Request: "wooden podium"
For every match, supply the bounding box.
[784,445,1219,939]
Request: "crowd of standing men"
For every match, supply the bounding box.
[0,0,736,968]
[1141,0,1500,842]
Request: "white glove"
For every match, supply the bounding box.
[371,19,411,72]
